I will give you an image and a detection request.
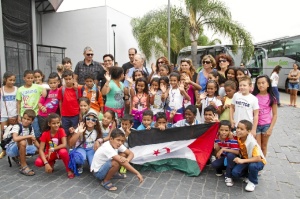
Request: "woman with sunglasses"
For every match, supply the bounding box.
[97,54,115,89]
[196,55,217,93]
[216,53,234,77]
[179,58,198,83]
[69,110,103,175]
[149,56,170,80]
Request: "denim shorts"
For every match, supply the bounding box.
[93,160,112,180]
[288,82,299,90]
[256,124,270,134]
[0,117,8,122]
[6,143,37,157]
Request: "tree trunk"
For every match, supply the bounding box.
[191,40,198,68]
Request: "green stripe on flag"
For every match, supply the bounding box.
[133,158,201,177]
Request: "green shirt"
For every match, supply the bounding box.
[16,84,43,115]
[105,80,124,109]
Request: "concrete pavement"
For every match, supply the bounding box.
[0,92,299,199]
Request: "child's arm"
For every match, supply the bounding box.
[266,103,278,136]
[69,123,85,147]
[234,155,261,164]
[54,136,68,151]
[98,91,104,113]
[17,100,21,123]
[230,104,235,128]
[179,83,191,101]
[101,81,111,96]
[38,141,53,173]
[12,132,34,142]
[220,97,227,115]
[112,151,143,183]
[146,94,150,109]
[216,148,239,159]
[251,109,259,136]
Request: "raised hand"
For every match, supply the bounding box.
[150,86,157,95]
[200,92,207,100]
[184,75,191,84]
[126,76,134,85]
[160,84,167,93]
[151,63,157,74]
[104,72,111,81]
[78,122,86,134]
[179,82,185,91]
[170,109,177,119]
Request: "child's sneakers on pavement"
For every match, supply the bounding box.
[225,177,234,187]
[245,181,255,192]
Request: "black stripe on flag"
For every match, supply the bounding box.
[128,123,216,148]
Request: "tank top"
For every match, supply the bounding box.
[220,96,232,121]
[1,86,17,117]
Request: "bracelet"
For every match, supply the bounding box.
[44,162,49,165]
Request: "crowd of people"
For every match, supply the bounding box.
[0,46,299,192]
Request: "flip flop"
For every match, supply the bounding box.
[101,181,117,191]
[112,172,127,179]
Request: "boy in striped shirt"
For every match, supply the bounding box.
[211,120,239,187]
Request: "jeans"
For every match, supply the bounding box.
[6,143,37,157]
[211,152,237,178]
[232,161,264,184]
[74,147,95,166]
[32,117,41,138]
[272,86,280,105]
[61,115,79,136]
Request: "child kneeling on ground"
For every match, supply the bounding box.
[90,129,144,191]
[6,109,39,176]
[232,120,266,192]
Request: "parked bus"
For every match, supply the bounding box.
[247,35,300,90]
[177,45,243,72]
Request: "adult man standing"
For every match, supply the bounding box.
[122,48,137,76]
[74,46,101,85]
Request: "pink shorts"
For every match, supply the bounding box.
[166,111,184,123]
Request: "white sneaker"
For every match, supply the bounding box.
[258,170,263,176]
[210,155,216,163]
[243,178,249,183]
[245,181,256,192]
[225,177,234,187]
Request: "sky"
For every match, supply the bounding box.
[58,0,300,43]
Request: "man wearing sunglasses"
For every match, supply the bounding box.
[74,46,101,85]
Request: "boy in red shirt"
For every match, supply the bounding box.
[57,70,82,137]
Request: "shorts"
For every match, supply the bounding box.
[93,160,112,180]
[288,82,299,90]
[256,124,270,134]
[6,143,37,157]
[0,117,8,122]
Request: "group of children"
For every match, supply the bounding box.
[0,58,278,192]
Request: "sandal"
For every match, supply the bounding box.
[112,172,127,179]
[0,151,6,159]
[101,181,117,191]
[68,172,75,179]
[19,166,35,176]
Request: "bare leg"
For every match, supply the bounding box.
[261,134,270,157]
[18,140,27,167]
[103,160,121,183]
[256,134,262,148]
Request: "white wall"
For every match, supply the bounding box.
[41,6,147,69]
[41,6,108,69]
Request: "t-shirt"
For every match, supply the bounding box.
[136,122,155,130]
[57,86,82,116]
[270,72,279,87]
[256,94,274,125]
[214,136,239,155]
[9,124,35,144]
[150,90,164,114]
[90,140,127,172]
[122,62,134,76]
[1,86,17,117]
[75,129,98,149]
[168,87,183,110]
[82,84,104,112]
[100,121,112,138]
[105,80,124,109]
[38,89,59,117]
[16,84,43,115]
[124,67,149,87]
[200,96,222,123]
[231,92,259,126]
[40,128,66,153]
[220,96,232,121]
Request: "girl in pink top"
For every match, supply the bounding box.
[130,77,149,129]
[180,70,201,106]
[252,75,277,157]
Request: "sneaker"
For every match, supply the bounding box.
[119,166,127,174]
[215,171,223,177]
[258,170,263,176]
[245,181,256,192]
[77,166,83,174]
[225,177,234,187]
[243,178,249,183]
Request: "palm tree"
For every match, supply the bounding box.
[185,0,253,66]
[131,6,220,63]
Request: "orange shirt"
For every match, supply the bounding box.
[82,86,104,112]
[238,138,266,165]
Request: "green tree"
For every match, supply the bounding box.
[131,6,220,63]
[185,0,253,66]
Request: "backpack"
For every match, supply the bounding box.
[1,124,33,150]
[81,86,100,102]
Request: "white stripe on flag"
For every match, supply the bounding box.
[130,139,196,165]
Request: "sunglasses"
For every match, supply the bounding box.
[158,61,164,64]
[86,53,94,56]
[202,61,211,64]
[219,59,227,63]
[86,117,97,122]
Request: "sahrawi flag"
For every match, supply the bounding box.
[128,123,219,176]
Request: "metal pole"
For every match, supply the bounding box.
[113,31,116,63]
[167,0,171,61]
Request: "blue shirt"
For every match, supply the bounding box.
[137,122,155,130]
